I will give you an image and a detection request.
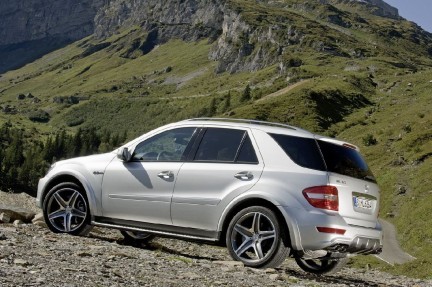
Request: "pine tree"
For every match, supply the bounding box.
[208,98,217,116]
[223,92,231,112]
[240,84,251,102]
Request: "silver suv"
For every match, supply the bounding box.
[37,118,382,274]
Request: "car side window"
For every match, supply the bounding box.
[132,127,196,162]
[236,135,258,164]
[194,128,258,163]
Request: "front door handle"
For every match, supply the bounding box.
[158,171,174,179]
[234,171,253,180]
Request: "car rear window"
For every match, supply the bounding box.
[270,134,326,171]
[317,140,376,183]
[270,133,376,183]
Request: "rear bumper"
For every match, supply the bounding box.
[278,206,383,254]
[327,236,382,255]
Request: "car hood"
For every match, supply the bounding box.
[47,152,117,177]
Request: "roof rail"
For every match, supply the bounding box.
[186,118,296,130]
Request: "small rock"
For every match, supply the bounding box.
[213,260,244,268]
[0,212,11,223]
[13,219,24,227]
[14,259,31,266]
[76,251,92,257]
[0,232,6,240]
[181,271,201,280]
[32,212,44,223]
[264,268,277,273]
[33,220,47,228]
[269,274,280,281]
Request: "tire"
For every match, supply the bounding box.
[295,257,348,275]
[121,230,155,244]
[226,206,290,268]
[42,182,92,236]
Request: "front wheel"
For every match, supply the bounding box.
[43,182,92,236]
[226,206,290,268]
[295,257,348,275]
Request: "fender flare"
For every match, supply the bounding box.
[217,191,303,251]
[42,170,100,219]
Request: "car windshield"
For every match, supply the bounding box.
[317,140,376,183]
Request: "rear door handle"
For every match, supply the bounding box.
[234,171,253,180]
[158,171,174,179]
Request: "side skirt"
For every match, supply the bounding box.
[92,216,220,242]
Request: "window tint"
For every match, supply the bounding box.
[133,127,196,161]
[270,133,326,171]
[194,128,245,162]
[236,135,258,164]
[317,140,376,183]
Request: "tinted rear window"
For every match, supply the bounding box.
[194,128,245,162]
[270,134,326,171]
[317,140,376,183]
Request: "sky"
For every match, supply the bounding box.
[384,0,432,32]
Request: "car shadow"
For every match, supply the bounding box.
[89,232,220,261]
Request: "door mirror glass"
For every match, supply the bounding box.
[117,147,132,162]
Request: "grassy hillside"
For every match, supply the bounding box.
[0,0,431,279]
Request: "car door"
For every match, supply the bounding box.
[171,127,264,231]
[101,127,197,225]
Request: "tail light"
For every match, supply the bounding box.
[302,186,339,211]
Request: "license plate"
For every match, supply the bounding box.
[353,196,373,209]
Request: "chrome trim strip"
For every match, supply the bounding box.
[108,194,171,202]
[171,197,220,205]
[92,221,218,242]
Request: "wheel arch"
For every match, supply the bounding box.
[41,172,99,218]
[218,197,292,249]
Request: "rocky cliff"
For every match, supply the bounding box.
[0,0,410,74]
[0,0,105,73]
[350,0,399,18]
[94,0,225,42]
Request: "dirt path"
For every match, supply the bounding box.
[376,219,416,265]
[256,79,310,102]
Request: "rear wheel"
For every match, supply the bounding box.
[43,182,92,236]
[121,230,155,244]
[295,257,348,275]
[226,206,290,268]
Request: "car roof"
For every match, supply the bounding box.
[180,118,315,138]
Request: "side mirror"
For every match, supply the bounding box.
[117,147,132,162]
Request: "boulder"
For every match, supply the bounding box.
[0,205,36,223]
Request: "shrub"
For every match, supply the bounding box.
[362,134,377,146]
[28,110,50,123]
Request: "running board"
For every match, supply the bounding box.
[92,219,219,242]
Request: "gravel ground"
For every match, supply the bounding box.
[1,191,431,287]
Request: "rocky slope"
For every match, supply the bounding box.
[1,191,432,286]
[3,225,431,287]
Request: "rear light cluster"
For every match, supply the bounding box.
[302,185,339,211]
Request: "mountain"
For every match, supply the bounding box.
[0,0,432,279]
[0,0,105,73]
